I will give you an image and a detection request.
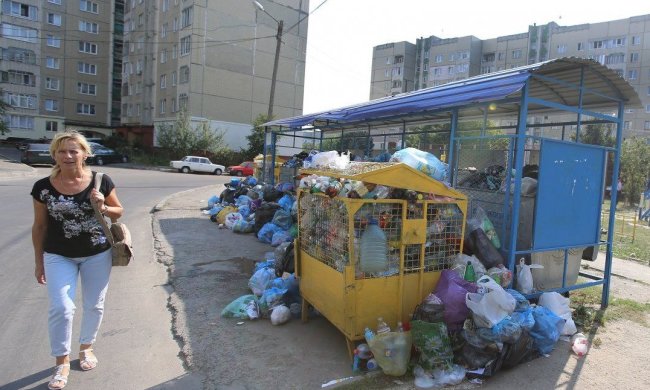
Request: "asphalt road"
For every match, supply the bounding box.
[0,166,227,390]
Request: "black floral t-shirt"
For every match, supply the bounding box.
[31,171,115,258]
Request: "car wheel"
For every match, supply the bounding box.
[121,156,129,163]
[96,157,104,166]
[213,168,223,175]
[181,166,190,173]
[236,170,243,177]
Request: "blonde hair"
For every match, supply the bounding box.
[49,131,93,178]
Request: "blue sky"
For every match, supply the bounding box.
[303,0,650,113]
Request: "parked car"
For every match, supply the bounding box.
[20,143,54,165]
[87,142,129,165]
[226,161,255,177]
[170,156,225,175]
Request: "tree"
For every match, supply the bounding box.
[156,108,225,157]
[619,137,650,205]
[571,123,615,147]
[0,96,10,136]
[244,114,269,160]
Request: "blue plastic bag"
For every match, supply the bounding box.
[257,222,282,244]
[208,205,224,216]
[506,289,531,312]
[510,307,535,330]
[272,209,292,230]
[271,230,293,247]
[390,147,449,181]
[254,260,275,273]
[208,195,220,208]
[235,195,252,207]
[529,306,564,354]
[248,267,275,296]
[278,194,295,212]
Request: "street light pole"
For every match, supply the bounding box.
[253,1,283,120]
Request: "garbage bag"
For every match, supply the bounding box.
[412,293,445,323]
[248,267,275,296]
[275,241,295,277]
[467,205,501,249]
[530,306,564,354]
[270,304,291,325]
[506,289,531,312]
[434,270,478,331]
[271,230,293,247]
[538,292,577,336]
[465,276,516,328]
[263,184,283,202]
[232,219,254,233]
[224,212,243,229]
[221,294,259,320]
[510,307,535,330]
[464,228,504,269]
[207,195,220,208]
[501,330,538,370]
[257,222,282,244]
[479,317,522,344]
[367,331,412,376]
[260,287,287,310]
[272,209,292,230]
[253,202,282,233]
[220,187,237,204]
[216,205,238,225]
[410,320,454,370]
[235,195,252,207]
[390,147,448,181]
[516,258,543,294]
[278,194,295,212]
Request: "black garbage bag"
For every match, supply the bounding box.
[263,185,283,202]
[275,241,295,277]
[253,202,282,233]
[220,187,237,205]
[501,330,538,370]
[464,228,504,269]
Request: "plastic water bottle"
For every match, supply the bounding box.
[360,218,388,274]
[464,261,476,282]
[571,333,589,357]
[376,317,390,334]
[364,327,375,342]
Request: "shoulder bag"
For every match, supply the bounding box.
[92,172,133,266]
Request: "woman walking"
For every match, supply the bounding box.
[31,131,123,389]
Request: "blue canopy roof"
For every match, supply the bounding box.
[264,57,640,130]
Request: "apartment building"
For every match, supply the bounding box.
[120,0,309,150]
[370,15,650,139]
[0,0,123,141]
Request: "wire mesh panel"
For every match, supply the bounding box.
[354,202,403,279]
[298,192,349,272]
[424,202,465,271]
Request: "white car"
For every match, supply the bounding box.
[170,156,225,175]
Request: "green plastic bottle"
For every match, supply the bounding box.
[464,261,476,282]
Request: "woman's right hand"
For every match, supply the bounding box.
[35,263,46,285]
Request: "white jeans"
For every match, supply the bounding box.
[44,249,111,357]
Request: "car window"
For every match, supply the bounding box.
[200,158,209,164]
[190,157,200,163]
[182,156,189,161]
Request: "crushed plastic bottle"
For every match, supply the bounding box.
[571,332,589,357]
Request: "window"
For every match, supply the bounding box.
[2,70,35,86]
[136,81,142,94]
[46,34,61,47]
[136,60,142,74]
[394,55,403,64]
[1,23,38,43]
[80,0,98,13]
[628,69,638,80]
[577,42,584,51]
[79,41,98,54]
[46,57,60,69]
[162,0,169,12]
[2,47,36,64]
[173,17,178,32]
[557,44,566,54]
[78,61,97,75]
[181,6,193,28]
[171,71,177,86]
[160,99,166,114]
[172,44,178,59]
[646,104,650,113]
[79,20,99,34]
[160,74,167,89]
[77,103,96,115]
[49,0,62,4]
[171,98,177,112]
[511,50,522,59]
[179,93,188,109]
[630,52,639,63]
[135,104,140,116]
[180,66,189,83]
[3,92,36,108]
[46,121,58,132]
[605,53,625,64]
[591,40,604,49]
[632,36,641,45]
[180,36,191,55]
[138,13,143,26]
[645,121,650,130]
[45,77,60,90]
[624,121,630,130]
[497,52,504,61]
[161,23,167,38]
[45,99,58,111]
[77,82,97,95]
[613,37,626,47]
[47,13,62,26]
[391,67,401,76]
[647,86,650,96]
[4,1,38,20]
[434,54,443,63]
[160,49,167,63]
[6,114,34,129]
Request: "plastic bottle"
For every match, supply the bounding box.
[366,358,379,371]
[364,327,375,342]
[376,317,390,334]
[571,332,589,357]
[464,260,476,282]
[360,218,388,274]
[396,321,404,332]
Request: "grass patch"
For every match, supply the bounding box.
[570,285,650,333]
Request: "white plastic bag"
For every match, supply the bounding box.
[539,292,577,336]
[516,258,543,294]
[465,275,516,328]
[270,304,291,325]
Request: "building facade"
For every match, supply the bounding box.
[370,15,650,140]
[120,0,309,150]
[0,0,123,141]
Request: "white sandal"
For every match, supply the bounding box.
[79,348,98,371]
[47,363,70,390]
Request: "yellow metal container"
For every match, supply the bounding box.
[296,162,467,354]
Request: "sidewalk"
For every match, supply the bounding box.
[0,153,36,179]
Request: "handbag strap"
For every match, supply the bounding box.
[91,172,115,245]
